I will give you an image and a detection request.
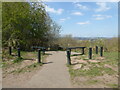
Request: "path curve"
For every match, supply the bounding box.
[23,51,72,88]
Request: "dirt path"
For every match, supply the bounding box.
[22,51,72,88]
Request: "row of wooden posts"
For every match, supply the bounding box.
[9,47,21,57]
[8,47,45,63]
[8,46,103,65]
[66,46,103,65]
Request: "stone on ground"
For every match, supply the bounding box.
[73,64,82,70]
[88,60,100,63]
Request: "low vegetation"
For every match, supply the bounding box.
[57,35,118,52]
[2,48,49,78]
[9,63,43,74]
[68,51,118,88]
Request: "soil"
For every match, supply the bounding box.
[2,51,72,88]
[72,74,118,88]
[70,52,118,88]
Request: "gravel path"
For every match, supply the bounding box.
[23,51,72,88]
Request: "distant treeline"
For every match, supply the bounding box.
[2,2,61,50]
[57,35,118,52]
[74,37,116,40]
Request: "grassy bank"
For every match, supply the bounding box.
[68,51,118,88]
[2,48,49,77]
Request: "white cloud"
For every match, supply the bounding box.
[59,17,71,22]
[72,12,83,16]
[75,3,88,10]
[45,6,64,14]
[93,14,112,20]
[95,2,110,12]
[93,14,102,17]
[105,15,112,18]
[108,0,119,2]
[60,19,66,22]
[95,17,105,20]
[77,21,90,25]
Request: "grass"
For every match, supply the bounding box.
[2,49,49,77]
[68,51,118,87]
[13,57,23,63]
[86,80,100,85]
[21,51,48,62]
[69,51,118,77]
[21,51,37,59]
[106,83,118,88]
[69,66,111,77]
[10,63,43,74]
[2,56,24,69]
[2,49,47,66]
[104,52,118,66]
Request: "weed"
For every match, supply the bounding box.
[10,63,43,74]
[86,80,100,85]
[106,83,118,88]
[69,64,116,78]
[13,57,23,63]
[103,67,117,75]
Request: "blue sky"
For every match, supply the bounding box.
[44,2,118,37]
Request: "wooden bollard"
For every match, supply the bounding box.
[81,48,84,55]
[18,48,21,58]
[89,48,92,59]
[100,47,103,57]
[66,50,71,65]
[96,46,98,54]
[9,47,12,55]
[69,49,71,55]
[38,49,41,63]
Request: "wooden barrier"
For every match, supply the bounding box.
[96,46,98,54]
[100,47,103,57]
[32,46,46,55]
[38,49,41,63]
[89,48,92,59]
[9,47,12,55]
[17,48,21,58]
[67,47,86,55]
[66,50,71,65]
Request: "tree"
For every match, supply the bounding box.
[2,2,61,50]
[57,35,79,47]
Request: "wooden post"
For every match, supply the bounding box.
[69,49,71,55]
[81,48,84,55]
[38,49,41,63]
[89,48,92,59]
[96,46,98,54]
[18,48,21,58]
[9,47,12,55]
[66,50,71,65]
[100,47,103,57]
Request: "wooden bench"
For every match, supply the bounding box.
[66,47,86,55]
[31,46,46,54]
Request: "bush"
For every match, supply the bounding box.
[13,57,23,63]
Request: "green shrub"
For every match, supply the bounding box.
[13,57,23,63]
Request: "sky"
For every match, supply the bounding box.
[44,2,118,37]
